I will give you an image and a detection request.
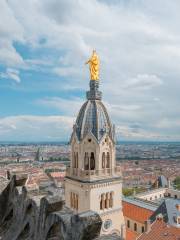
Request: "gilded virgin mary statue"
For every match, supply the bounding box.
[85,50,99,80]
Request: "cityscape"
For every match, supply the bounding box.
[0,1,180,240]
[0,142,180,192]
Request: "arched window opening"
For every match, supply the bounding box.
[75,194,78,210]
[90,152,95,170]
[70,192,73,208]
[100,196,103,210]
[84,152,89,170]
[73,152,76,168]
[100,192,114,210]
[102,152,105,169]
[105,193,109,209]
[106,152,110,168]
[134,223,137,231]
[76,152,78,168]
[101,194,105,210]
[109,192,114,208]
[70,192,79,211]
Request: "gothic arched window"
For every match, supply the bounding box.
[90,152,95,170]
[105,192,110,209]
[84,152,89,170]
[106,152,110,168]
[109,191,114,208]
[102,152,105,169]
[73,152,76,168]
[76,152,78,168]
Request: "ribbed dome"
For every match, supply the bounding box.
[75,100,113,141]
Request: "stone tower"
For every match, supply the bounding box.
[65,79,125,237]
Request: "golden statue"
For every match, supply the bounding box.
[85,50,99,80]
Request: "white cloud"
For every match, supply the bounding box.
[0,68,20,83]
[0,0,24,66]
[37,97,83,116]
[123,74,163,90]
[0,0,180,140]
[116,125,161,140]
[53,66,80,77]
[0,115,74,141]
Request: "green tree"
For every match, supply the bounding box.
[173,176,180,190]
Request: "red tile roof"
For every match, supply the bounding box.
[138,219,180,240]
[126,228,139,240]
[122,200,154,223]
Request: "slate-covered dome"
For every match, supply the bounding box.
[74,80,114,141]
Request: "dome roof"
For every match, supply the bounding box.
[75,100,114,141]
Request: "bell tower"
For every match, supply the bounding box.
[65,52,125,237]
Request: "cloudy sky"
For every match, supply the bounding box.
[0,0,180,142]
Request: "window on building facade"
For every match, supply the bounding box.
[106,152,110,168]
[70,192,79,210]
[100,192,113,210]
[109,192,114,208]
[73,152,78,168]
[100,194,105,210]
[134,223,137,231]
[84,152,89,170]
[105,193,109,209]
[142,226,144,233]
[73,152,76,168]
[76,152,78,168]
[102,152,105,169]
[90,152,95,170]
[127,220,130,228]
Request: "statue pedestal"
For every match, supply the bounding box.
[86,80,102,100]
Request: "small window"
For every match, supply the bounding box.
[134,223,137,231]
[88,138,91,142]
[127,220,130,228]
[106,152,110,168]
[142,226,144,233]
[102,152,105,168]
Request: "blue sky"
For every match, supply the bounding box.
[0,0,180,141]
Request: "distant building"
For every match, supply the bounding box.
[138,215,180,240]
[123,175,180,239]
[123,198,157,240]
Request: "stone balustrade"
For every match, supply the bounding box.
[66,166,122,181]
